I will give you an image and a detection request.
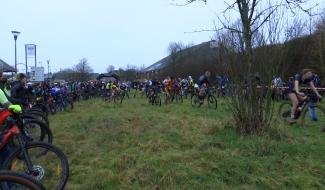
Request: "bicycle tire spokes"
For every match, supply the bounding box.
[301,104,325,130]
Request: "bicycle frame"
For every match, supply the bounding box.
[295,93,321,119]
[0,110,35,172]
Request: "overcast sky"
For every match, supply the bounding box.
[0,0,323,73]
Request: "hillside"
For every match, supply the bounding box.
[143,32,325,82]
[142,41,220,80]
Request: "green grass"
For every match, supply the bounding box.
[49,96,325,190]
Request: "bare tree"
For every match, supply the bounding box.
[125,64,137,71]
[315,9,325,33]
[74,58,94,81]
[178,0,314,135]
[285,18,309,40]
[106,65,115,73]
[315,12,325,80]
[167,41,185,55]
[138,64,146,71]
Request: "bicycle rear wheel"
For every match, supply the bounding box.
[48,103,57,115]
[176,94,183,103]
[164,95,170,105]
[301,104,325,130]
[120,93,125,104]
[65,99,74,111]
[0,171,46,190]
[154,96,161,106]
[191,95,201,108]
[208,95,217,109]
[22,113,49,127]
[278,102,292,122]
[2,142,69,190]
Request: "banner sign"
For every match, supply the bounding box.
[30,66,44,81]
[26,44,36,57]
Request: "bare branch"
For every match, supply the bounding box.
[170,0,206,6]
[184,28,223,34]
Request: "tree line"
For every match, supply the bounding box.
[52,59,146,82]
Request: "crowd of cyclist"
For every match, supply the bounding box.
[0,68,323,123]
[0,68,320,189]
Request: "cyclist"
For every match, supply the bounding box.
[0,77,22,163]
[111,82,119,99]
[148,78,160,103]
[151,78,160,92]
[188,76,194,87]
[10,73,28,107]
[313,74,321,87]
[120,81,130,99]
[181,78,188,88]
[165,76,175,97]
[0,77,21,112]
[195,71,211,102]
[287,69,322,124]
[180,78,189,96]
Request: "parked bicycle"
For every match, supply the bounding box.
[0,109,69,190]
[0,171,46,190]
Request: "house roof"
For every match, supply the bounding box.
[142,41,212,73]
[0,59,16,72]
[142,56,169,73]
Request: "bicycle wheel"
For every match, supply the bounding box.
[22,113,49,127]
[22,119,53,144]
[208,95,217,109]
[0,171,46,190]
[191,95,201,108]
[48,103,57,115]
[164,95,170,105]
[58,102,65,112]
[154,96,161,106]
[301,104,325,130]
[2,142,69,190]
[176,94,183,103]
[120,93,125,104]
[34,103,49,116]
[64,99,74,111]
[278,102,292,122]
[26,108,45,117]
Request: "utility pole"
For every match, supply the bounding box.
[47,60,50,80]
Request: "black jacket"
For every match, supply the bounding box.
[10,81,27,105]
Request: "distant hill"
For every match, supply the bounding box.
[141,32,325,83]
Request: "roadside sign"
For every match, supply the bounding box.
[30,66,44,81]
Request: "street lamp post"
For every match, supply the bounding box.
[11,31,20,73]
[47,60,50,80]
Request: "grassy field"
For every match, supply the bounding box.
[49,96,325,190]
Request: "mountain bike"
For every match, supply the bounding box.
[191,87,217,109]
[119,89,129,104]
[279,92,325,130]
[0,171,46,190]
[148,88,161,106]
[164,87,183,105]
[0,109,69,190]
[108,90,123,105]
